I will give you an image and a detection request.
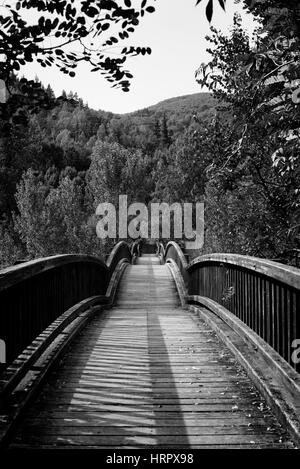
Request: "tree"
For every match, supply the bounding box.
[87,139,153,206]
[0,1,156,132]
[160,114,171,147]
[87,141,128,208]
[14,168,103,258]
[45,84,55,100]
[0,217,25,268]
[195,9,300,261]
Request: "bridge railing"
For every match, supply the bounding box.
[106,241,132,281]
[164,242,300,372]
[157,242,165,264]
[163,241,189,288]
[0,244,132,367]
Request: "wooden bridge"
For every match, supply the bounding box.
[0,241,299,449]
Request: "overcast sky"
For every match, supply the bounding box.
[20,0,257,114]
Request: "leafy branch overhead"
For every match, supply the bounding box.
[0,0,156,92]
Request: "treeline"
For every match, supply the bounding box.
[0,80,215,267]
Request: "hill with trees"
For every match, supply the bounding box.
[0,86,216,267]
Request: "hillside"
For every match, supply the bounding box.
[125,92,216,122]
[108,92,216,148]
[146,92,215,114]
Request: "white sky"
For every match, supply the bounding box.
[19,0,257,114]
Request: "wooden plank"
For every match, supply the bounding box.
[17,416,270,426]
[10,434,293,447]
[10,443,292,449]
[15,425,285,437]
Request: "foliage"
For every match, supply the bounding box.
[0,86,214,263]
[14,168,103,258]
[0,0,155,90]
[0,217,25,268]
[0,0,156,131]
[195,0,226,23]
[87,140,154,207]
[195,7,300,262]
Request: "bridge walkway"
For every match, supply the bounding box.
[9,255,293,448]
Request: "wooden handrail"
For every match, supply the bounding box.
[0,254,107,292]
[106,241,131,270]
[165,241,188,269]
[188,253,300,290]
[158,242,165,257]
[165,241,189,288]
[0,243,132,368]
[164,241,300,373]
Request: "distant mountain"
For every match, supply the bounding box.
[145,92,215,115]
[114,92,216,144]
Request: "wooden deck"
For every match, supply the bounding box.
[9,255,293,448]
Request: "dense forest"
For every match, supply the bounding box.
[0,0,299,268]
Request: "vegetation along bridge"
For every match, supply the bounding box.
[0,241,299,449]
